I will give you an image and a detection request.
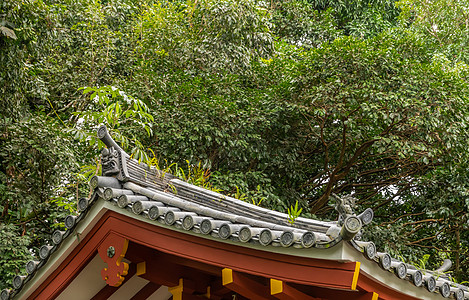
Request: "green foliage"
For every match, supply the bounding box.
[397,0,469,62]
[418,254,430,270]
[2,0,469,288]
[0,225,31,290]
[0,116,78,218]
[294,30,469,212]
[154,159,222,193]
[133,0,273,76]
[288,201,303,225]
[0,115,78,288]
[73,86,154,161]
[308,0,401,38]
[370,163,469,281]
[271,0,341,47]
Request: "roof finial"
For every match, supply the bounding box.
[97,125,127,155]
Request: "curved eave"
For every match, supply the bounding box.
[343,243,444,300]
[15,198,349,300]
[13,197,444,300]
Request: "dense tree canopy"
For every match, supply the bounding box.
[1,0,469,288]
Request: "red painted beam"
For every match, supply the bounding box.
[270,279,322,300]
[357,273,419,300]
[29,210,353,299]
[208,280,233,300]
[137,259,184,288]
[180,292,205,300]
[90,285,119,300]
[27,210,417,300]
[222,268,275,300]
[125,243,209,294]
[127,244,222,277]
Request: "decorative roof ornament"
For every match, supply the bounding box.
[327,193,371,241]
[332,193,357,221]
[101,147,120,176]
[97,125,126,154]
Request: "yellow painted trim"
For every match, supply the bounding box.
[203,286,211,299]
[168,278,183,300]
[136,262,146,276]
[351,261,361,290]
[270,279,283,295]
[371,292,379,300]
[222,268,233,285]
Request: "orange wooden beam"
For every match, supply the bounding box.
[137,258,199,294]
[125,242,207,294]
[222,268,275,300]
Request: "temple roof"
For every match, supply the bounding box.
[2,125,468,300]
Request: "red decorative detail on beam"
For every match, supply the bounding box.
[98,234,129,287]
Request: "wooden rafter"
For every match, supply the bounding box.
[222,268,275,300]
[270,279,322,300]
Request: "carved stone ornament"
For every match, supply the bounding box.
[98,234,129,287]
[335,194,356,215]
[101,147,120,176]
[331,193,358,225]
